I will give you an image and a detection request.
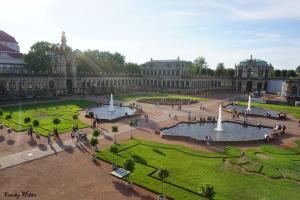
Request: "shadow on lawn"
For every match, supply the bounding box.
[152,148,166,156]
[132,154,148,165]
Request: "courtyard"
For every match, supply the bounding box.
[0,92,300,200]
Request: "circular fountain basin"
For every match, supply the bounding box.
[86,105,136,121]
[225,104,280,118]
[161,121,272,142]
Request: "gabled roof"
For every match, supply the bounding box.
[0,42,17,52]
[0,30,17,43]
[0,43,23,58]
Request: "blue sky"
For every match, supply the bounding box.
[1,0,300,69]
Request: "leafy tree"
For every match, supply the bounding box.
[25,41,58,73]
[281,70,287,77]
[191,56,208,74]
[124,159,135,186]
[72,114,78,126]
[112,125,118,144]
[158,168,169,196]
[110,145,118,167]
[5,114,12,120]
[227,68,235,77]
[90,137,99,156]
[76,50,126,72]
[199,184,215,199]
[52,118,61,128]
[124,62,141,73]
[32,120,40,128]
[93,129,100,137]
[129,119,136,139]
[24,117,31,124]
[287,70,296,77]
[215,63,227,76]
[274,69,281,77]
[296,65,300,73]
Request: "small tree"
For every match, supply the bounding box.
[90,137,99,156]
[124,159,135,187]
[33,119,40,127]
[24,117,31,124]
[199,184,215,200]
[72,114,78,126]
[110,145,118,168]
[53,118,61,128]
[158,168,169,197]
[112,125,118,144]
[5,114,12,128]
[93,129,100,137]
[129,119,135,139]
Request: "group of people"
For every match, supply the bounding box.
[204,135,212,145]
[273,124,286,135]
[199,104,205,110]
[46,127,60,146]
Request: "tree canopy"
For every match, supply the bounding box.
[75,50,140,73]
[24,41,58,73]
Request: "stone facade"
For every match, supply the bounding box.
[234,55,274,93]
[0,30,25,74]
[281,78,300,104]
[1,32,294,102]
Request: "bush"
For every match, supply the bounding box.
[24,117,31,123]
[5,114,12,120]
[32,120,40,127]
[199,184,215,199]
[93,130,100,137]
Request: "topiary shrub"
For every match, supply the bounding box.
[199,184,215,199]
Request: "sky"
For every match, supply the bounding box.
[1,0,300,69]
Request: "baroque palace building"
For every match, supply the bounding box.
[0,31,299,104]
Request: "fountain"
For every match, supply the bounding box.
[86,93,135,121]
[215,105,223,131]
[247,95,251,111]
[109,93,114,112]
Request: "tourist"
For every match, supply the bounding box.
[92,119,96,129]
[282,125,286,134]
[53,128,59,140]
[172,104,174,109]
[264,133,270,142]
[28,126,33,139]
[47,132,52,145]
[169,113,171,118]
[209,135,212,144]
[298,120,300,126]
[71,131,75,141]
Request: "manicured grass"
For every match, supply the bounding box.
[237,101,300,120]
[97,139,300,200]
[0,99,95,136]
[115,93,207,101]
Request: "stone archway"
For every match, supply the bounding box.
[66,79,73,94]
[246,81,253,92]
[257,82,262,94]
[237,82,242,91]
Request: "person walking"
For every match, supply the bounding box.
[47,132,52,146]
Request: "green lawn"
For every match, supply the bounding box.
[97,139,300,200]
[0,99,95,136]
[115,93,207,101]
[237,101,300,120]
